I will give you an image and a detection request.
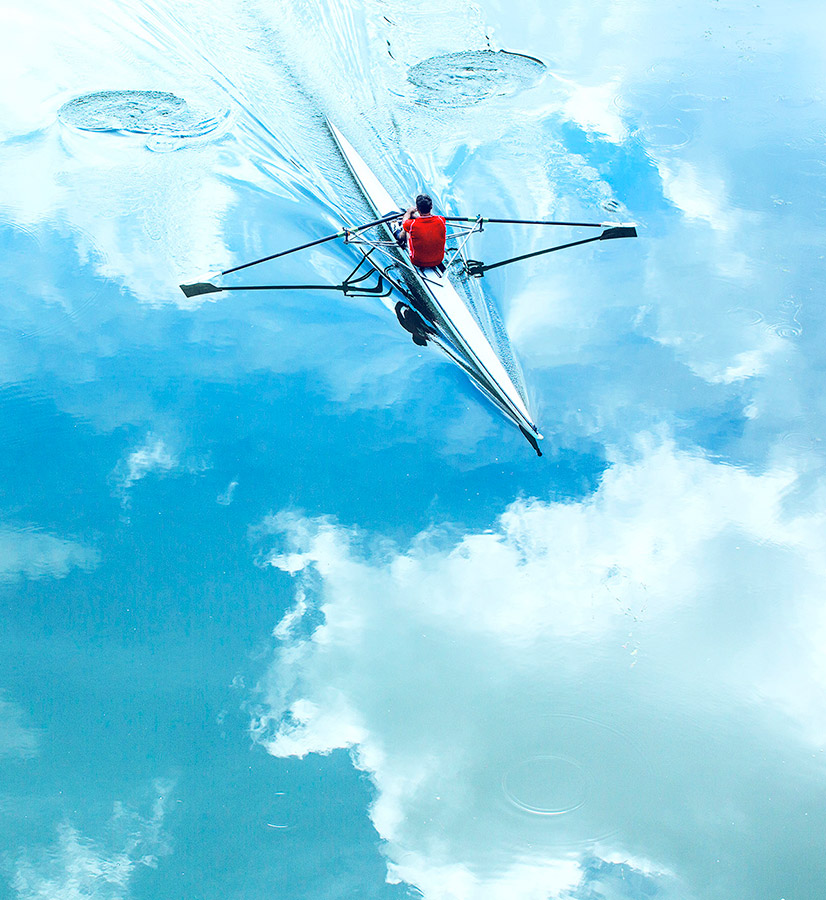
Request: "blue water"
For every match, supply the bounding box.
[2,1,826,898]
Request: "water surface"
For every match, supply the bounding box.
[1,1,825,898]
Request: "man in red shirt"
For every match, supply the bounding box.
[401,194,446,269]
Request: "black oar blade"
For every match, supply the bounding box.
[600,225,637,240]
[180,281,222,298]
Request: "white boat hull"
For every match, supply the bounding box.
[328,122,542,444]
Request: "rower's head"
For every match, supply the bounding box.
[416,194,433,215]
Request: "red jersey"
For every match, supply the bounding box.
[402,214,446,267]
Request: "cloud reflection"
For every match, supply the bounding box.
[0,526,98,582]
[251,438,826,898]
[0,695,39,760]
[10,781,174,900]
[111,432,209,506]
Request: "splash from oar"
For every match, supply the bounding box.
[58,90,229,138]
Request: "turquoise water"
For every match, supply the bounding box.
[2,0,825,898]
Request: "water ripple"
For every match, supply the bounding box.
[614,88,668,117]
[497,714,649,847]
[407,49,546,107]
[58,90,231,139]
[727,307,765,326]
[770,300,803,338]
[668,92,712,112]
[639,123,693,150]
[503,755,588,816]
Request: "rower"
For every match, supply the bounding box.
[398,194,446,270]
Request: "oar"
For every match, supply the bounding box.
[465,225,637,277]
[180,273,392,299]
[445,216,635,228]
[180,211,401,296]
[180,282,354,298]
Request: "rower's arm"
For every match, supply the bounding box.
[402,206,417,225]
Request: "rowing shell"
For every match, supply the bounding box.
[327,122,543,448]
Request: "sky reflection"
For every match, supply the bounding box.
[1,0,825,898]
[253,439,826,898]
